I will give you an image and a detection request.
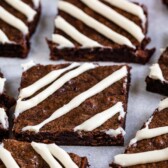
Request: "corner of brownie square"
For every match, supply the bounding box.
[13,63,131,146]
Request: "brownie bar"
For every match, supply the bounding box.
[13,63,131,146]
[111,98,168,167]
[0,71,15,139]
[0,139,88,168]
[146,47,168,96]
[0,0,41,58]
[163,0,168,7]
[47,0,155,64]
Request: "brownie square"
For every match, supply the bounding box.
[13,63,131,146]
[0,71,15,139]
[0,0,41,58]
[47,0,155,64]
[146,47,168,96]
[0,139,88,168]
[111,98,168,167]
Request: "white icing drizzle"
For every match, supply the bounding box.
[0,144,19,168]
[74,102,125,132]
[0,77,6,94]
[58,1,134,48]
[0,108,8,129]
[32,0,40,9]
[0,29,11,44]
[0,6,28,35]
[21,60,36,72]
[52,34,75,48]
[113,147,168,167]
[4,0,37,22]
[31,142,78,168]
[104,0,146,28]
[105,127,126,137]
[15,63,95,118]
[81,0,144,42]
[145,116,153,129]
[158,98,168,111]
[55,16,102,48]
[149,63,165,82]
[22,66,128,133]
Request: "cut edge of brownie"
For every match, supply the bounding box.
[13,63,131,146]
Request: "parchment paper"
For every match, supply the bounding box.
[0,0,168,167]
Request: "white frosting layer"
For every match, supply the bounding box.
[4,0,37,22]
[31,142,78,168]
[58,1,134,48]
[52,34,75,48]
[82,0,144,42]
[104,0,146,27]
[22,66,127,133]
[32,0,40,8]
[55,16,102,48]
[0,29,10,44]
[158,98,168,111]
[0,144,19,168]
[0,77,6,94]
[15,63,95,118]
[130,126,168,146]
[0,6,28,35]
[0,108,8,129]
[114,147,168,167]
[74,102,125,132]
[149,64,165,82]
[105,127,126,137]
[21,60,36,72]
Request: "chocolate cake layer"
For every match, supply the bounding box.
[0,0,41,58]
[111,98,168,167]
[13,63,131,146]
[0,139,88,168]
[48,0,155,64]
[146,47,168,96]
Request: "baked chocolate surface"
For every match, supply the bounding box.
[0,0,41,58]
[146,47,168,96]
[111,100,168,167]
[13,64,131,146]
[48,0,155,64]
[0,139,88,168]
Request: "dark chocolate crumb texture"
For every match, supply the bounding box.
[146,47,168,96]
[0,0,41,58]
[0,139,88,168]
[111,98,168,167]
[13,62,131,146]
[0,71,15,139]
[47,0,155,64]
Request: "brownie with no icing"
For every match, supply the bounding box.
[111,98,168,167]
[146,47,168,96]
[13,63,131,146]
[47,0,155,64]
[0,72,15,139]
[0,0,41,58]
[0,139,88,168]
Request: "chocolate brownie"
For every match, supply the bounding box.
[146,47,168,96]
[13,63,131,146]
[0,139,88,168]
[163,0,168,7]
[0,0,41,58]
[111,98,168,167]
[47,0,155,64]
[0,71,15,139]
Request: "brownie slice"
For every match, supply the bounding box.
[13,63,131,146]
[47,0,155,64]
[0,139,88,168]
[146,47,168,96]
[163,0,168,7]
[0,0,41,58]
[111,98,168,167]
[0,71,15,139]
